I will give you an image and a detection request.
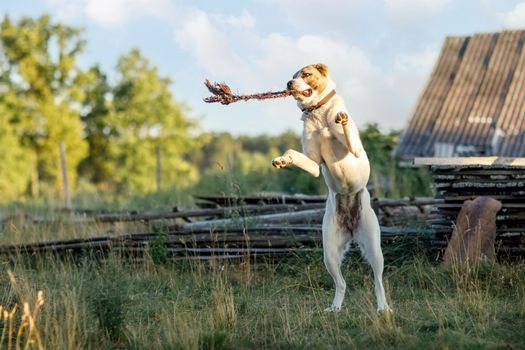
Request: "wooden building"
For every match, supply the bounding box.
[395,30,525,158]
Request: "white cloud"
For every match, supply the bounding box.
[385,46,438,115]
[214,9,256,29]
[394,46,438,72]
[45,0,175,27]
[84,0,128,26]
[267,0,383,42]
[175,9,249,78]
[43,0,84,21]
[42,0,440,131]
[498,1,525,29]
[174,9,433,130]
[385,0,451,25]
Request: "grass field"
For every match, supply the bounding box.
[1,201,525,349]
[2,248,525,349]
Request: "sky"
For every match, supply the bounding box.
[1,0,525,135]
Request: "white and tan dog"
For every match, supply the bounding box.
[272,63,391,312]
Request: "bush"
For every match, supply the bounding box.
[86,264,130,341]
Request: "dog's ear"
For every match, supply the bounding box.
[314,63,329,76]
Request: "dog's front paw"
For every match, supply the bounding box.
[335,112,349,125]
[324,305,342,313]
[272,155,292,169]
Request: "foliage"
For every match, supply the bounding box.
[109,49,199,192]
[0,14,432,202]
[85,263,130,341]
[193,136,325,196]
[0,15,199,199]
[149,229,169,265]
[77,66,113,185]
[193,127,432,197]
[0,15,88,194]
[77,50,201,193]
[361,123,433,197]
[0,104,32,200]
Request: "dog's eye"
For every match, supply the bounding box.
[303,72,311,78]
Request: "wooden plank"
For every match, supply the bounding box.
[194,194,326,206]
[372,198,443,206]
[435,182,525,189]
[178,209,324,231]
[433,174,525,180]
[415,157,525,166]
[94,203,325,223]
[432,168,525,175]
[434,178,525,185]
[437,195,525,201]
[125,247,318,254]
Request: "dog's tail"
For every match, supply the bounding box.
[335,190,362,236]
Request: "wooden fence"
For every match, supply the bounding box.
[0,195,436,262]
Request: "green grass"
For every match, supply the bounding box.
[1,250,524,349]
[0,197,523,349]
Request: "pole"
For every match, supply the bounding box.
[59,141,72,210]
[31,152,39,198]
[156,145,162,192]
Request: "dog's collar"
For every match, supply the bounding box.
[301,89,336,113]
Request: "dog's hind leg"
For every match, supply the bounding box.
[322,195,351,312]
[354,191,391,313]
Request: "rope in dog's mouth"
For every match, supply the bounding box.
[203,80,294,105]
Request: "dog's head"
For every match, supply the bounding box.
[287,63,335,109]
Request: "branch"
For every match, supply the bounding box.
[203,80,293,105]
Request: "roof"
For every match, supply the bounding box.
[395,30,525,158]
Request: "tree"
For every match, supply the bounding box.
[78,66,114,185]
[360,123,432,197]
[109,49,199,192]
[0,104,32,200]
[197,132,241,171]
[0,15,88,195]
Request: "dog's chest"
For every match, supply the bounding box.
[302,109,331,130]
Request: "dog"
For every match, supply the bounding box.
[272,63,391,313]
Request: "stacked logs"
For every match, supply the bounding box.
[417,158,525,259]
[0,194,438,262]
[0,228,322,262]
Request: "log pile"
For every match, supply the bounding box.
[0,228,322,262]
[0,194,437,262]
[3,195,440,226]
[415,158,525,259]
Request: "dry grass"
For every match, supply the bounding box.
[0,251,523,349]
[0,202,524,349]
[0,271,45,350]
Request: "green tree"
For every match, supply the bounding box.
[78,66,114,186]
[109,49,198,192]
[361,124,432,197]
[0,15,88,195]
[0,105,32,200]
[197,132,241,171]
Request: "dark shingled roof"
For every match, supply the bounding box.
[395,30,525,158]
